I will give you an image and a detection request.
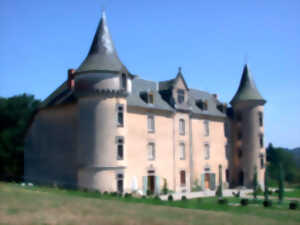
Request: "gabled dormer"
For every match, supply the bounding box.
[159,67,190,111]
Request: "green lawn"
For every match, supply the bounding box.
[250,187,300,198]
[0,182,299,225]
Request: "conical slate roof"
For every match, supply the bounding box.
[76,12,128,74]
[230,64,265,105]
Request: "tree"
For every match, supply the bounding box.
[253,166,258,200]
[278,164,285,203]
[264,167,269,201]
[0,94,41,181]
[216,164,223,198]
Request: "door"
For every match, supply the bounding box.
[205,173,210,189]
[148,176,155,194]
[117,179,123,193]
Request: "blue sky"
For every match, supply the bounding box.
[1,0,299,148]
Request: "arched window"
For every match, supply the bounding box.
[121,73,127,90]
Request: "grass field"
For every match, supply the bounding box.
[0,182,299,225]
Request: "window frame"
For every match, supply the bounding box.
[259,133,264,148]
[148,142,155,161]
[116,136,124,160]
[204,120,209,136]
[179,119,185,135]
[179,143,186,160]
[204,143,210,160]
[116,104,124,127]
[258,111,263,127]
[177,89,185,104]
[147,115,155,133]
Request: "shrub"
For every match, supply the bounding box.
[146,190,151,196]
[162,178,168,195]
[218,198,228,205]
[168,195,173,201]
[263,200,272,207]
[181,196,187,201]
[240,198,249,206]
[289,201,299,210]
[103,191,108,195]
[110,192,118,197]
[124,193,132,198]
[142,195,146,199]
[154,195,160,201]
[232,191,240,198]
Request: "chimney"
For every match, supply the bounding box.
[67,69,75,89]
[212,94,218,99]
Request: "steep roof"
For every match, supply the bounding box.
[230,64,265,105]
[76,12,128,74]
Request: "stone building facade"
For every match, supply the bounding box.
[24,12,266,194]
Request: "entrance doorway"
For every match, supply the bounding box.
[205,173,210,189]
[238,171,244,186]
[148,175,155,194]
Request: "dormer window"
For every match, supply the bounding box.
[121,73,127,90]
[148,92,154,104]
[177,89,185,104]
[140,91,154,104]
[196,99,208,111]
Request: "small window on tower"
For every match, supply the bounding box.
[121,73,127,90]
[177,89,185,104]
[117,105,124,127]
[260,153,265,169]
[116,137,124,160]
[204,120,209,136]
[259,134,264,148]
[258,112,263,127]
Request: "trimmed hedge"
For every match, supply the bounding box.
[240,198,249,206]
[289,201,299,210]
[263,200,272,207]
[181,196,187,201]
[218,198,228,205]
[168,195,173,201]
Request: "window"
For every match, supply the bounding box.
[258,112,263,127]
[259,134,264,148]
[147,115,155,132]
[196,99,208,111]
[204,143,210,160]
[116,137,124,160]
[148,92,154,104]
[179,143,185,160]
[180,170,186,186]
[179,119,185,135]
[224,121,229,137]
[236,111,242,122]
[177,89,185,104]
[260,154,264,169]
[237,131,242,140]
[238,148,242,158]
[226,169,230,182]
[121,73,127,90]
[117,105,124,127]
[225,143,230,160]
[148,143,155,160]
[116,173,124,193]
[204,120,209,136]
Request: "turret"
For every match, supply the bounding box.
[74,12,131,192]
[229,64,266,188]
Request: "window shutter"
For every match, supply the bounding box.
[143,176,148,195]
[201,174,205,189]
[210,173,216,190]
[155,176,160,194]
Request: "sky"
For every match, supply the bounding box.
[1,0,299,149]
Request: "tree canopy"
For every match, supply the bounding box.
[0,94,41,181]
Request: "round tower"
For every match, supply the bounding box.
[74,12,132,192]
[230,64,266,188]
